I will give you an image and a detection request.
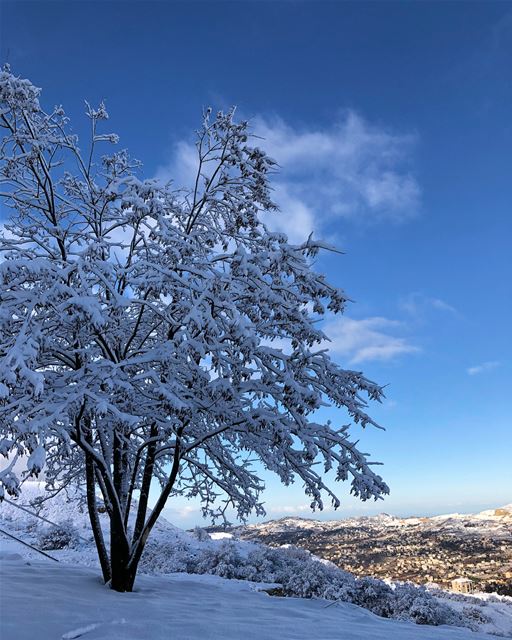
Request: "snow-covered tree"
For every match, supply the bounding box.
[0,67,389,591]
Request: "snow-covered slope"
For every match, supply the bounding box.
[0,481,186,539]
[0,481,196,567]
[0,556,497,640]
[2,484,511,639]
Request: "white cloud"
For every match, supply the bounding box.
[252,111,420,236]
[323,316,420,365]
[268,503,335,515]
[268,504,311,515]
[162,504,201,522]
[260,183,316,244]
[156,139,199,191]
[467,361,500,376]
[400,292,457,317]
[429,298,457,313]
[0,220,15,239]
[156,110,420,243]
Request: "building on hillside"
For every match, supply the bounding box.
[500,564,512,580]
[451,577,474,593]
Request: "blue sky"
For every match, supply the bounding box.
[1,1,511,527]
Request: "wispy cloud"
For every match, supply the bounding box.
[467,361,500,376]
[400,292,457,317]
[268,503,336,516]
[163,504,200,520]
[252,111,420,241]
[323,316,420,365]
[156,110,420,243]
[268,504,312,515]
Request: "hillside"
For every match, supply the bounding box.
[1,484,512,638]
[233,504,512,539]
[226,505,512,590]
[0,555,497,640]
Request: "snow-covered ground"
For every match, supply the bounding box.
[440,591,512,639]
[0,554,498,640]
[1,483,511,639]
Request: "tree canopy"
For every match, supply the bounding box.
[0,66,388,590]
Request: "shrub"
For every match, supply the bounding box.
[139,538,192,574]
[193,526,211,542]
[193,540,245,579]
[120,532,475,631]
[392,583,466,626]
[353,577,395,618]
[37,521,79,550]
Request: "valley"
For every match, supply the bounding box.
[224,506,512,594]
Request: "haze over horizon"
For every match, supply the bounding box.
[162,497,512,530]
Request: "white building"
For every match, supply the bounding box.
[451,577,474,593]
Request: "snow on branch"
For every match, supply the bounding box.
[0,66,388,590]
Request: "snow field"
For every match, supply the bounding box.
[0,556,497,640]
[1,484,511,638]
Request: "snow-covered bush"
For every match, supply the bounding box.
[460,606,492,627]
[37,521,79,550]
[178,541,470,629]
[243,546,289,583]
[192,540,246,579]
[193,526,211,542]
[134,535,467,628]
[352,577,395,618]
[391,583,461,625]
[138,538,192,574]
[277,550,351,600]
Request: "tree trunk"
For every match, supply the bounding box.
[133,423,158,544]
[85,454,111,584]
[109,515,133,592]
[123,432,184,591]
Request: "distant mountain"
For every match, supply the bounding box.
[229,503,512,539]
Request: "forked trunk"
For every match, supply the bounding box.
[109,517,134,592]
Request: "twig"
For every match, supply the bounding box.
[0,527,59,562]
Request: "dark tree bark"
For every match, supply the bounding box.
[109,520,132,592]
[85,454,111,584]
[133,423,158,544]
[124,427,184,591]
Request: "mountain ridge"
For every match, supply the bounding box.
[222,502,512,593]
[215,503,512,538]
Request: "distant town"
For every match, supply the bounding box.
[217,505,512,595]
